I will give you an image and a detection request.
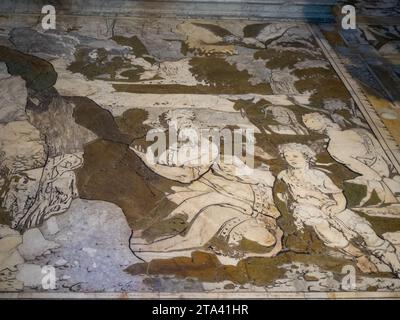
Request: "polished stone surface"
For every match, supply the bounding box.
[0,0,337,21]
[0,5,400,298]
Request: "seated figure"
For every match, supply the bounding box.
[277,142,400,277]
[303,112,400,206]
[130,155,283,264]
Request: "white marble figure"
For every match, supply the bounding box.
[132,109,219,183]
[160,109,218,167]
[303,112,400,206]
[277,143,400,277]
[263,106,308,135]
[130,155,282,264]
[130,108,282,263]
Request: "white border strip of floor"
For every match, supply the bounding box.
[309,24,400,174]
[1,291,400,299]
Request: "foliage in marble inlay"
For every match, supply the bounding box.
[0,16,400,294]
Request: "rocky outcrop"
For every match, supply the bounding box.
[0,225,23,271]
[0,224,24,291]
[0,75,27,123]
[34,199,138,292]
[27,95,97,157]
[15,264,43,288]
[0,45,57,91]
[9,28,79,60]
[0,120,47,173]
[18,228,59,261]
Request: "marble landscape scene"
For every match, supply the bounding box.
[1,1,400,299]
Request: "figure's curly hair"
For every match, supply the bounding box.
[302,112,340,133]
[163,109,195,122]
[278,143,316,164]
[302,112,328,123]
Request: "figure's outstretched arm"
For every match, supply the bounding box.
[130,144,209,183]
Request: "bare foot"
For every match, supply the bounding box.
[356,255,378,273]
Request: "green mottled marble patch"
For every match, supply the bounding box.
[0,45,57,91]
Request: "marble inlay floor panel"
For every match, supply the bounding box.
[1,14,400,298]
